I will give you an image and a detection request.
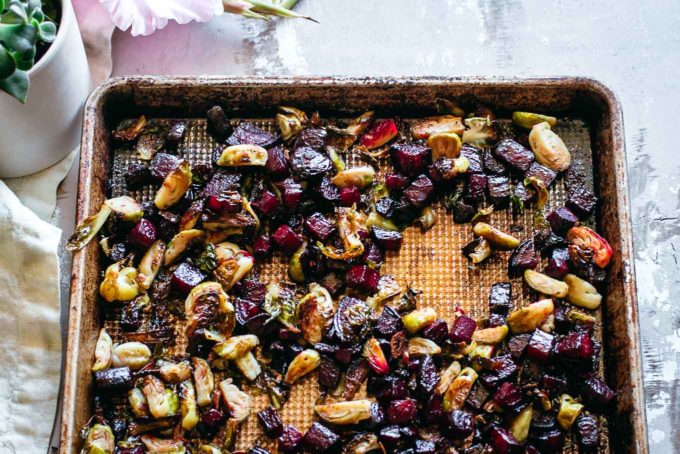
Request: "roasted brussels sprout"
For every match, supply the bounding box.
[411,115,464,139]
[141,375,180,419]
[402,308,436,333]
[214,334,259,360]
[564,274,602,309]
[284,349,320,384]
[81,423,114,454]
[332,166,376,189]
[524,269,569,298]
[158,360,192,383]
[298,283,334,345]
[318,206,367,260]
[111,342,152,370]
[506,299,554,333]
[509,405,533,442]
[66,204,112,251]
[512,111,557,129]
[315,400,373,425]
[462,117,496,147]
[91,328,112,372]
[407,337,442,356]
[263,283,298,329]
[277,106,308,141]
[185,282,235,341]
[428,131,462,160]
[442,367,478,411]
[128,387,150,418]
[154,160,192,209]
[140,435,186,454]
[219,380,251,422]
[213,250,254,291]
[164,229,205,265]
[137,240,166,290]
[529,122,571,172]
[192,357,214,407]
[557,394,584,430]
[104,196,143,222]
[364,337,390,374]
[180,380,199,431]
[216,144,268,167]
[100,262,139,303]
[472,222,520,250]
[113,115,147,141]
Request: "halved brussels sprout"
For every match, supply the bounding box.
[471,325,508,345]
[164,229,205,265]
[235,351,262,381]
[128,387,150,418]
[472,222,520,250]
[411,115,465,139]
[428,132,462,160]
[510,405,533,442]
[136,126,166,160]
[179,199,205,231]
[564,274,602,309]
[346,111,375,136]
[442,367,478,411]
[112,115,147,141]
[141,375,180,419]
[219,380,251,422]
[277,106,308,140]
[468,344,495,370]
[158,360,192,383]
[111,342,152,370]
[140,435,186,454]
[100,262,139,303]
[557,394,583,430]
[216,144,268,167]
[402,308,436,333]
[435,361,462,395]
[327,147,346,172]
[332,166,376,189]
[529,122,571,171]
[154,161,192,210]
[214,335,260,360]
[512,111,557,129]
[462,117,496,147]
[318,207,367,260]
[185,282,235,341]
[314,399,373,425]
[364,337,390,374]
[524,269,569,298]
[367,210,399,232]
[91,328,112,372]
[435,98,466,117]
[289,242,308,283]
[213,252,254,292]
[263,283,299,329]
[298,283,334,345]
[103,196,143,222]
[137,240,166,290]
[284,349,321,384]
[180,380,199,431]
[407,337,442,356]
[192,357,214,407]
[365,275,401,311]
[506,299,554,333]
[66,204,112,251]
[81,423,114,454]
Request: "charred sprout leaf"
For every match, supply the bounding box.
[411,115,464,139]
[436,361,462,395]
[366,275,402,311]
[524,269,569,298]
[318,206,367,260]
[141,375,179,419]
[66,205,112,251]
[435,98,466,117]
[557,394,583,429]
[327,147,346,172]
[443,367,478,411]
[332,166,375,189]
[91,328,112,372]
[263,283,298,329]
[463,237,493,265]
[364,338,390,375]
[165,229,205,265]
[289,241,307,283]
[408,337,442,356]
[564,274,602,309]
[219,380,251,422]
[137,240,165,290]
[462,117,496,147]
[185,282,235,341]
[180,380,199,431]
[298,283,334,345]
[284,349,320,384]
[416,206,437,231]
[506,299,554,333]
[104,196,143,222]
[470,205,494,224]
[276,106,308,141]
[113,115,147,141]
[346,111,375,136]
[567,226,613,269]
[217,144,268,167]
[214,334,259,359]
[100,262,139,303]
[81,423,114,454]
[472,222,520,250]
[525,176,551,229]
[529,122,571,172]
[192,357,214,407]
[315,400,373,425]
[196,243,218,273]
[510,192,525,214]
[154,161,192,210]
[509,405,533,442]
[235,350,262,381]
[136,125,166,160]
[367,210,399,232]
[343,433,380,454]
[390,284,421,314]
[326,127,358,152]
[443,179,466,211]
[512,111,557,129]
[213,251,254,291]
[140,435,186,454]
[111,342,152,370]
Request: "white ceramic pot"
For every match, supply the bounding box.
[0,0,90,178]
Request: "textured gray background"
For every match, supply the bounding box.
[56,0,680,451]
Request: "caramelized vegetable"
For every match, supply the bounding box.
[137,240,166,290]
[315,400,372,425]
[411,115,464,139]
[524,269,569,298]
[66,204,112,251]
[567,226,613,269]
[443,367,478,411]
[472,222,520,250]
[141,375,179,419]
[427,132,462,160]
[112,342,152,370]
[91,328,113,372]
[318,206,366,260]
[81,424,114,454]
[331,166,375,189]
[564,274,603,309]
[154,161,192,209]
[216,144,268,167]
[512,111,557,129]
[192,357,214,407]
[100,262,139,303]
[462,117,496,147]
[529,122,571,171]
[298,284,334,345]
[284,349,320,384]
[219,380,251,422]
[506,299,554,333]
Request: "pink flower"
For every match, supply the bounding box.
[99,0,223,36]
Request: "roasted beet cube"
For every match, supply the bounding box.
[290,147,332,179]
[378,425,406,450]
[493,382,523,410]
[465,382,490,410]
[512,181,534,207]
[530,429,564,453]
[392,196,419,224]
[422,318,449,345]
[252,189,281,217]
[339,186,361,206]
[375,197,396,217]
[508,239,539,277]
[404,175,434,208]
[304,213,335,241]
[493,139,534,172]
[452,199,476,224]
[150,152,181,181]
[375,375,409,402]
[94,367,132,392]
[128,218,157,249]
[272,224,303,253]
[372,227,403,251]
[449,315,477,343]
[488,175,511,206]
[171,263,206,293]
[581,376,615,409]
[460,144,483,173]
[227,121,277,148]
[253,235,272,258]
[482,149,509,175]
[554,331,594,360]
[257,407,283,438]
[414,439,437,454]
[489,282,512,314]
[387,398,418,424]
[360,118,398,149]
[345,265,380,293]
[545,247,570,279]
[490,354,518,381]
[206,105,232,141]
[315,175,340,206]
[489,313,506,327]
[391,143,430,176]
[374,306,403,338]
[465,173,488,203]
[417,355,440,394]
[533,228,567,254]
[547,207,578,235]
[318,355,341,390]
[526,329,554,364]
[540,374,568,397]
[276,178,303,212]
[278,425,303,453]
[238,277,267,303]
[302,422,338,453]
[363,242,385,266]
[385,172,410,192]
[207,192,242,213]
[201,171,241,198]
[266,145,290,178]
[295,127,327,150]
[447,410,475,439]
[525,161,557,187]
[489,426,523,454]
[567,185,598,219]
[575,414,599,449]
[125,163,152,190]
[362,402,386,430]
[165,121,186,149]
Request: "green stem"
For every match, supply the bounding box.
[279,0,299,9]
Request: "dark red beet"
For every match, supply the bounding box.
[489,313,506,327]
[391,196,419,225]
[508,239,539,277]
[339,186,361,206]
[253,235,272,258]
[404,175,434,208]
[387,398,417,424]
[272,224,303,253]
[257,407,283,438]
[449,315,477,343]
[290,147,332,179]
[530,429,564,453]
[374,375,409,402]
[575,414,599,449]
[554,331,594,360]
[171,262,206,293]
[206,105,232,141]
[489,282,512,314]
[372,227,403,251]
[422,318,449,345]
[507,335,531,360]
[278,178,303,212]
[265,146,289,178]
[391,143,430,176]
[94,367,132,392]
[363,242,385,266]
[150,152,181,181]
[251,189,281,217]
[385,172,410,192]
[278,425,303,453]
[345,265,380,293]
[201,171,241,198]
[465,173,487,203]
[493,382,523,410]
[422,393,445,425]
[488,175,511,206]
[567,185,598,219]
[581,376,615,408]
[165,121,186,149]
[545,247,570,279]
[320,272,344,296]
[460,144,483,173]
[525,161,557,188]
[414,439,437,454]
[227,121,277,148]
[465,382,490,410]
[540,374,568,397]
[318,355,341,390]
[315,175,341,205]
[447,410,475,439]
[343,358,370,400]
[452,198,476,224]
[125,163,152,190]
[482,149,509,175]
[493,139,534,172]
[207,191,242,213]
[547,207,578,235]
[362,402,386,430]
[301,422,339,453]
[489,425,523,454]
[295,128,327,150]
[417,355,440,394]
[375,197,396,217]
[490,354,518,381]
[533,228,567,254]
[238,277,267,303]
[127,218,157,249]
[526,329,554,364]
[199,407,225,429]
[304,212,335,240]
[374,306,403,338]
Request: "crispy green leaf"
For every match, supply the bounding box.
[0,68,28,102]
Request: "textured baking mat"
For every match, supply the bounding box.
[108,118,608,453]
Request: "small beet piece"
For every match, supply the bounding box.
[295,128,327,150]
[339,186,361,206]
[449,315,477,343]
[207,191,242,213]
[452,199,476,224]
[374,306,403,338]
[363,242,385,266]
[301,422,339,453]
[128,218,157,249]
[581,376,615,409]
[150,152,182,182]
[251,189,281,217]
[483,149,509,175]
[489,282,512,314]
[488,175,511,206]
[360,118,398,149]
[575,414,599,449]
[375,197,396,217]
[227,121,277,148]
[291,147,332,179]
[374,376,409,403]
[372,227,403,251]
[465,382,490,410]
[94,367,132,392]
[279,425,303,453]
[391,143,430,176]
[567,185,598,219]
[493,382,523,410]
[385,172,410,192]
[207,105,232,141]
[530,429,564,453]
[415,439,437,454]
[422,318,449,345]
[526,329,554,364]
[318,355,341,390]
[387,398,417,425]
[257,407,283,438]
[447,410,475,439]
[508,239,539,277]
[493,139,534,172]
[165,121,186,150]
[554,331,594,360]
[234,298,260,326]
[525,161,557,188]
[545,247,570,279]
[253,235,272,258]
[490,354,518,381]
[171,262,206,293]
[540,374,568,397]
[272,224,303,253]
[304,212,335,241]
[404,175,434,209]
[417,355,440,395]
[547,207,578,235]
[346,265,380,293]
[465,173,487,203]
[460,144,483,173]
[277,178,303,212]
[201,171,241,198]
[489,425,524,454]
[391,196,419,225]
[344,359,371,400]
[265,146,289,178]
[125,163,152,190]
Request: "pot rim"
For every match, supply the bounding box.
[28,0,72,76]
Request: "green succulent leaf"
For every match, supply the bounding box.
[2,1,29,24]
[0,68,28,102]
[0,23,38,53]
[0,43,15,78]
[0,1,5,14]
[13,46,34,70]
[37,20,55,42]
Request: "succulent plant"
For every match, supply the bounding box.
[0,0,58,102]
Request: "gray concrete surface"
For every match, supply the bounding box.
[56,0,680,451]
